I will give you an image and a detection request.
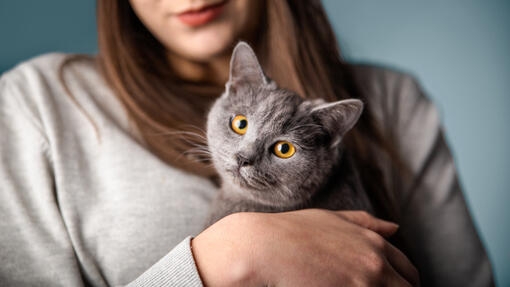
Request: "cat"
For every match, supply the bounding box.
[205,42,373,227]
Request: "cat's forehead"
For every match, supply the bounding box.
[215,85,331,150]
[223,88,308,129]
[225,87,296,109]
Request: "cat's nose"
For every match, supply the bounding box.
[236,153,253,167]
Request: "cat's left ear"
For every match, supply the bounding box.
[310,99,364,147]
[227,41,271,90]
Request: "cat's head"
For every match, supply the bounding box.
[207,42,363,207]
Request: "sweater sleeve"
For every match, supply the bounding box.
[0,67,204,286]
[374,71,495,286]
[126,236,203,287]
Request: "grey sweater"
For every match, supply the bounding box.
[0,54,493,286]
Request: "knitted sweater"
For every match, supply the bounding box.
[0,54,493,286]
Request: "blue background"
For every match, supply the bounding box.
[1,1,508,285]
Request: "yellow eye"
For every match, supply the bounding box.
[273,141,296,159]
[231,115,248,135]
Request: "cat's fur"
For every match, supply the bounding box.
[205,42,373,226]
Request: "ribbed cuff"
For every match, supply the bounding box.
[127,236,203,287]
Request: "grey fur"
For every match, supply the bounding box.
[205,42,373,226]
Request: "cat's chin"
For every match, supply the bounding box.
[221,174,306,208]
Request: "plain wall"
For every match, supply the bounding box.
[1,1,508,286]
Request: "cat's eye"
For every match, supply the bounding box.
[273,141,296,159]
[231,115,248,135]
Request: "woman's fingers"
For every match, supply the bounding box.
[336,210,420,286]
[384,240,421,286]
[383,263,415,287]
[335,210,399,238]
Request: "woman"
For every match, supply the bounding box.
[0,0,493,286]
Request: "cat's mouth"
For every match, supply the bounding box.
[226,167,265,190]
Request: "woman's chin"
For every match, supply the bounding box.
[166,27,236,62]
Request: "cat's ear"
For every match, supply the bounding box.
[227,41,268,89]
[310,99,364,147]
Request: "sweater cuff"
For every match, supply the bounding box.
[127,236,203,287]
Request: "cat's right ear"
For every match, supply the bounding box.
[227,41,268,92]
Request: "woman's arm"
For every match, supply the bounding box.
[365,67,495,286]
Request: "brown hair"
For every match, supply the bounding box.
[93,0,404,221]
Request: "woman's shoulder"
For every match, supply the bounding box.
[349,63,413,80]
[0,53,118,142]
[348,63,440,137]
[2,53,68,77]
[0,52,107,116]
[4,53,72,75]
[349,63,424,103]
[0,53,102,106]
[1,53,99,90]
[349,63,445,180]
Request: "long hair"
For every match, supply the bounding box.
[92,0,404,221]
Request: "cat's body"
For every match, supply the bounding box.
[205,42,373,226]
[207,153,374,226]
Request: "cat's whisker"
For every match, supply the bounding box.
[183,147,213,157]
[183,149,211,157]
[180,154,212,164]
[155,130,208,144]
[185,149,212,156]
[185,143,210,152]
[178,140,209,153]
[183,151,212,160]
[178,124,208,135]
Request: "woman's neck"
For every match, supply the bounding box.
[166,52,230,86]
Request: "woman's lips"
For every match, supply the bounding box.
[177,1,227,27]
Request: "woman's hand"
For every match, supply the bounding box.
[191,209,419,287]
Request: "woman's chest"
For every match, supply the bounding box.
[52,128,217,285]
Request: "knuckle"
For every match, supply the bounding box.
[358,210,373,220]
[348,276,367,287]
[363,229,385,249]
[363,251,386,277]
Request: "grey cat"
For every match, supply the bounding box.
[205,42,373,226]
